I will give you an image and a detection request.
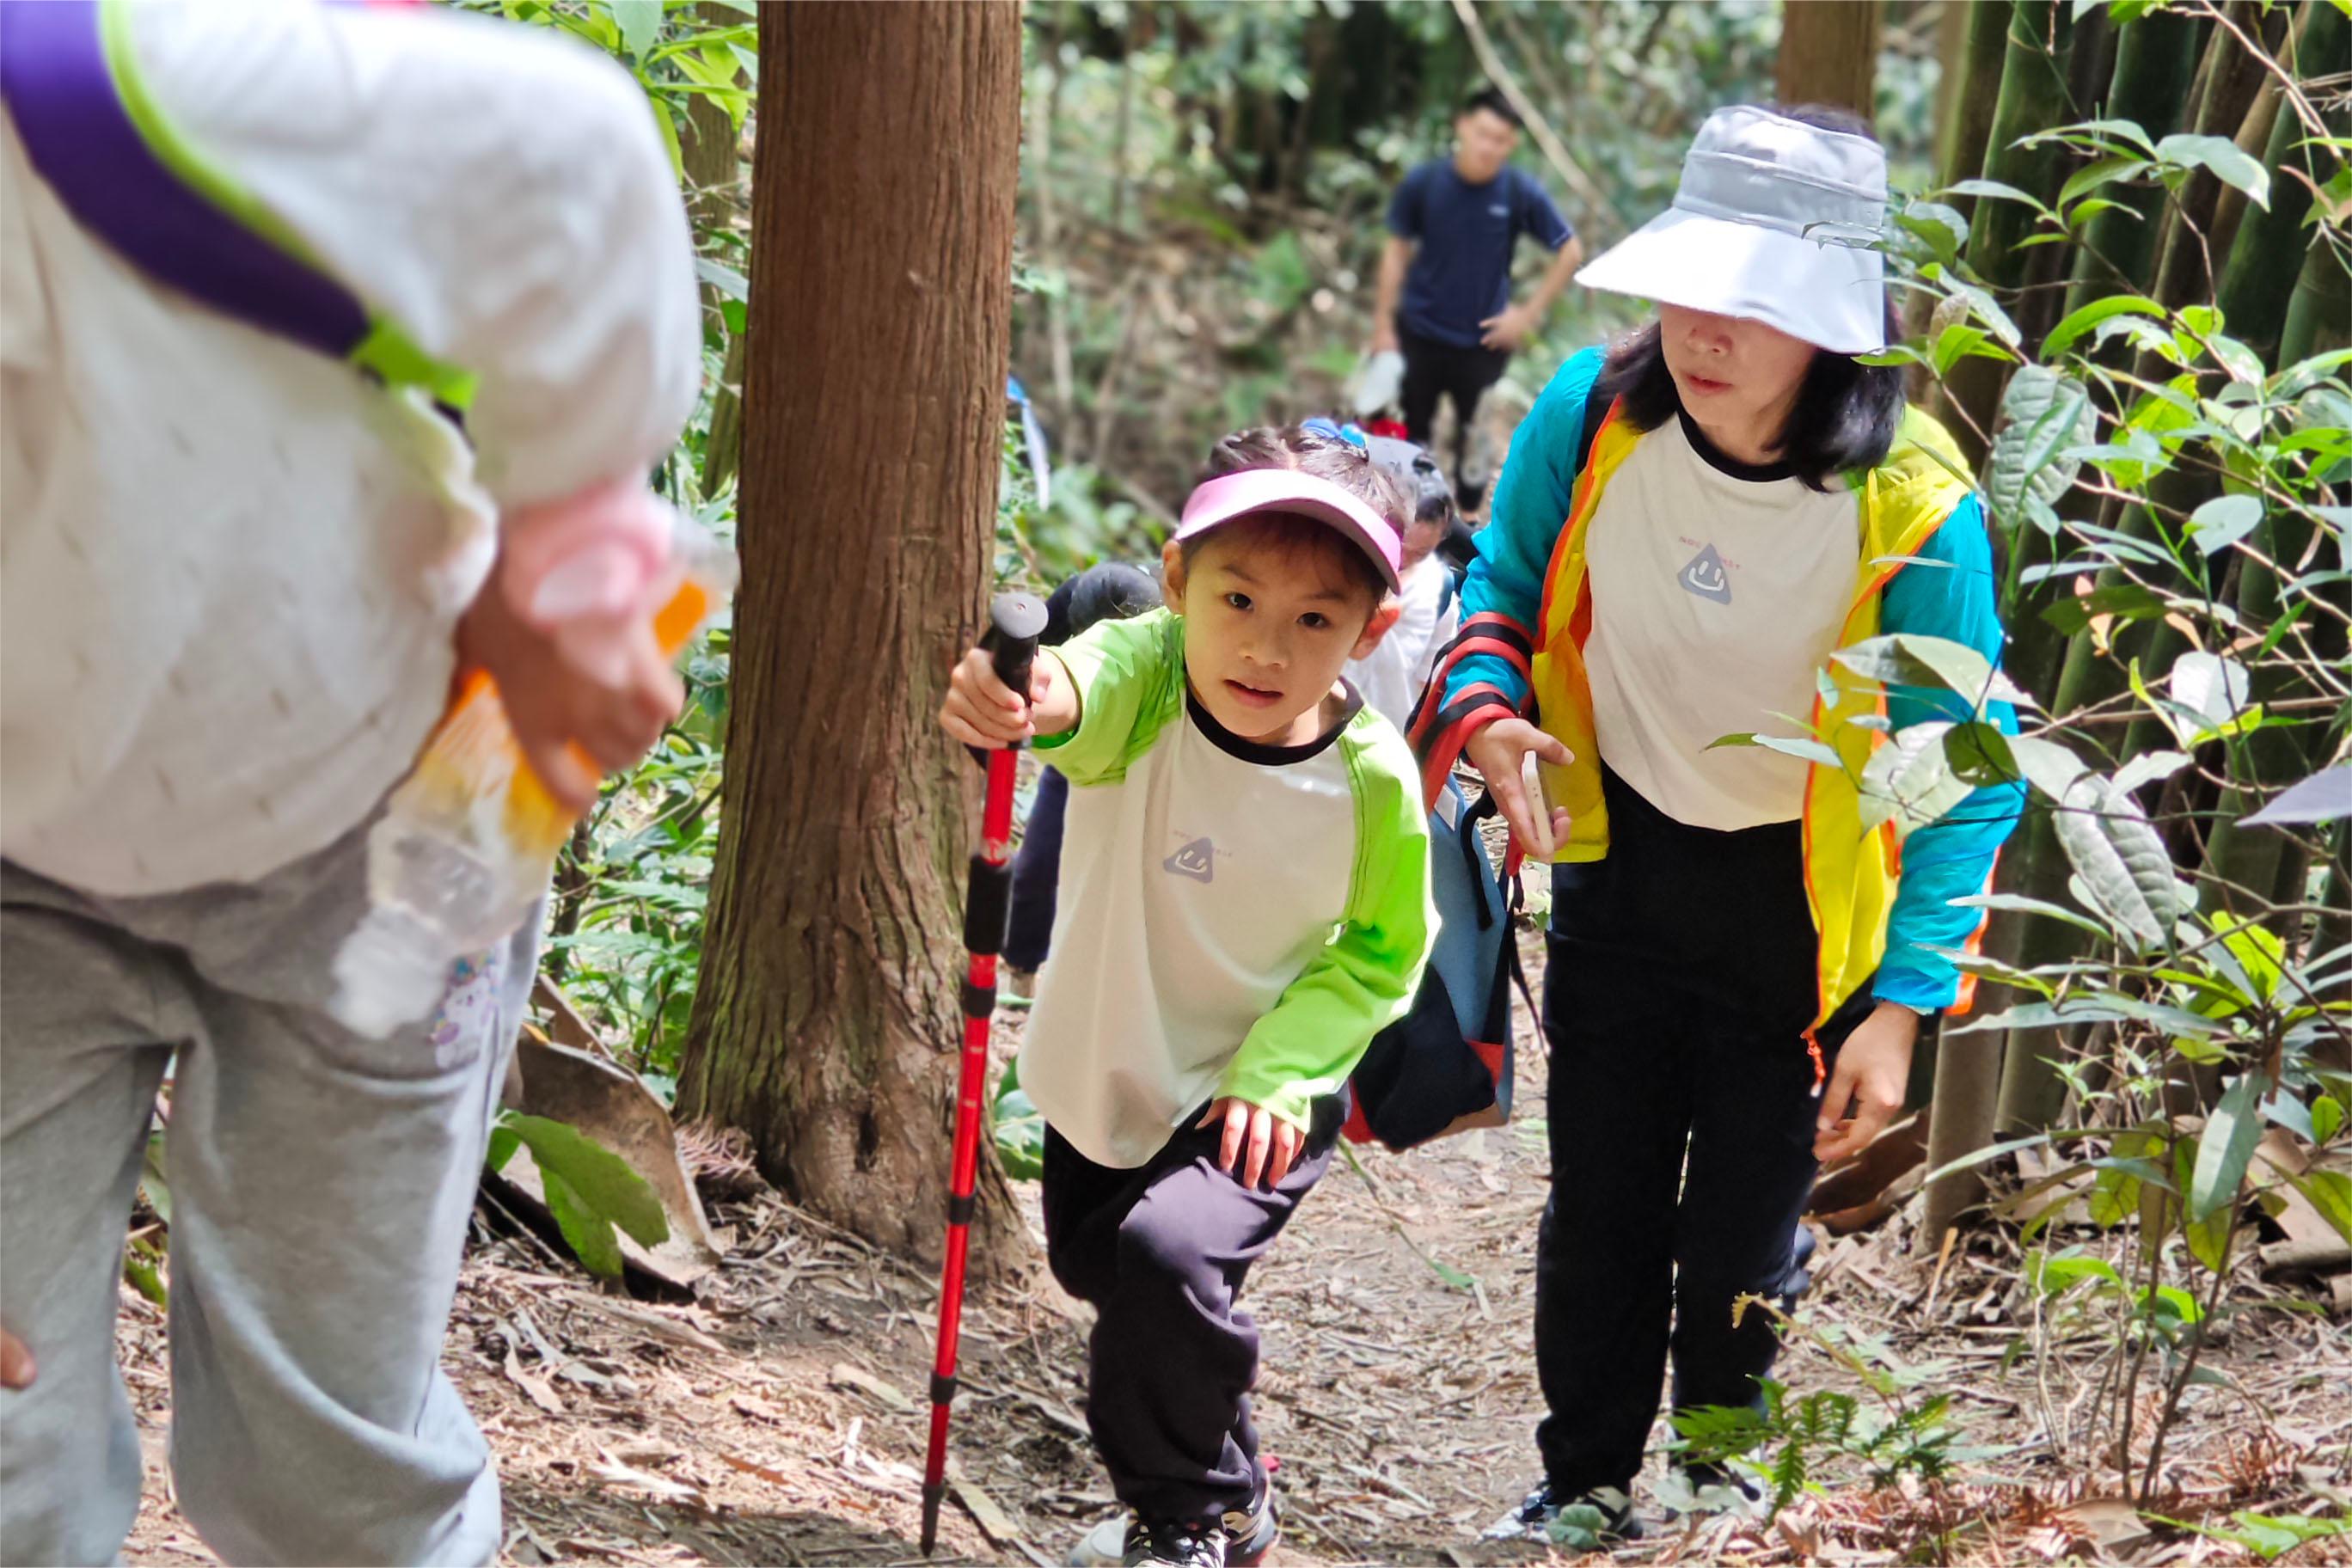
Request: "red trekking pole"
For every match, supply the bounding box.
[921,591,1047,1557]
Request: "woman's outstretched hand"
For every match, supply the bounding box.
[1465,717,1572,855]
[1813,1001,1920,1166]
[2,1326,34,1390]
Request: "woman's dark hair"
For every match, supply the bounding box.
[1461,88,1522,128]
[1187,426,1409,603]
[1592,101,1904,492]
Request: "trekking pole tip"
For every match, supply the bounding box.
[920,1481,946,1556]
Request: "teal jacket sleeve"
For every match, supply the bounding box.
[1876,494,2026,1010]
[1217,720,1435,1130]
[1443,346,1608,714]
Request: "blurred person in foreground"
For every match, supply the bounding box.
[0,3,699,1561]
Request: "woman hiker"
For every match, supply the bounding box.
[1441,104,2025,1540]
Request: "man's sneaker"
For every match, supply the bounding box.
[1481,1483,1645,1546]
[1069,1495,1276,1568]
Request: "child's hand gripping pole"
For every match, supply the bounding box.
[921,591,1047,1558]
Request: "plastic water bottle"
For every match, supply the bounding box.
[330,485,733,1038]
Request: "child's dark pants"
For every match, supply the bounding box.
[1533,767,1877,1498]
[1041,1094,1346,1527]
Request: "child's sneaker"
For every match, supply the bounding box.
[1481,1482,1645,1545]
[1069,1495,1275,1568]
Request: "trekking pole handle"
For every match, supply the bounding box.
[980,591,1049,724]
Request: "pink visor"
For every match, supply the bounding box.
[1174,469,1403,591]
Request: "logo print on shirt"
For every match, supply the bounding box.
[1678,542,1733,604]
[1163,837,1216,884]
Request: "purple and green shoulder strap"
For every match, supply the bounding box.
[0,0,472,407]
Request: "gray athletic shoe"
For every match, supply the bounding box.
[1068,1492,1276,1568]
[1482,1483,1645,1546]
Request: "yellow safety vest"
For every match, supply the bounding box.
[1526,401,1975,1042]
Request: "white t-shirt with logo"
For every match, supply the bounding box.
[1582,412,1859,830]
[1021,610,1434,1169]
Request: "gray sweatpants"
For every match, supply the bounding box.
[0,818,537,1566]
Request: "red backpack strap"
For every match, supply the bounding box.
[1403,614,1534,810]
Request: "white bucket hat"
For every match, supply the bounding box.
[1577,105,1889,354]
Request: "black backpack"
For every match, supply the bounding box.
[1344,615,1539,1149]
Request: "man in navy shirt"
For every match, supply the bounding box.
[1372,89,1583,510]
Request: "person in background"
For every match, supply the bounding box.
[1301,420,1464,732]
[1371,88,1584,512]
[0,5,698,1563]
[1002,560,1164,994]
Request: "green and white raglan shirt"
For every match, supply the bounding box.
[1022,609,1436,1170]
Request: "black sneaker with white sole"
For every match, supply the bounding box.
[1482,1482,1645,1547]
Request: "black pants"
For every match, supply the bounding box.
[1534,768,1874,1497]
[1004,766,1066,973]
[1398,318,1510,509]
[1041,1095,1345,1527]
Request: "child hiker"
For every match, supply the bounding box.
[939,427,1436,1568]
[1346,432,1463,730]
[1446,106,2024,1540]
[0,4,697,1563]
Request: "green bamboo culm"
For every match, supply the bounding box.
[2200,3,2351,914]
[1939,0,2022,229]
[2063,9,2202,314]
[1965,3,2077,291]
[1943,3,2079,463]
[2216,3,2349,366]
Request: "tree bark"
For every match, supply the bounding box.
[677,0,1026,1268]
[1775,0,1884,116]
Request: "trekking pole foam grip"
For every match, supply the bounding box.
[964,859,1012,953]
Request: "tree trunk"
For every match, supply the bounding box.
[681,0,744,328]
[2147,3,2275,313]
[1776,0,1884,114]
[1919,1026,2006,1257]
[677,0,1026,1268]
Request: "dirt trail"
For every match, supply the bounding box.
[119,932,2348,1566]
